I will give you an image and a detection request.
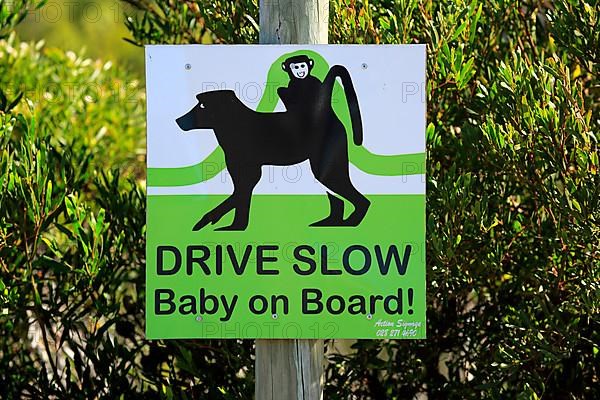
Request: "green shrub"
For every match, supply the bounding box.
[1,0,598,399]
[0,34,145,179]
[16,1,146,75]
[122,0,258,45]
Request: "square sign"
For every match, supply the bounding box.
[145,45,426,339]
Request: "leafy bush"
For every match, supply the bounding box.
[122,0,258,45]
[1,0,598,399]
[0,33,145,178]
[16,1,146,74]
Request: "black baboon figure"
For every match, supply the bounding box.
[175,55,369,231]
[278,55,368,226]
[279,55,363,145]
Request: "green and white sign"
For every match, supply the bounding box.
[145,45,426,339]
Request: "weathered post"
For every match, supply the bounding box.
[256,1,329,399]
[259,0,329,45]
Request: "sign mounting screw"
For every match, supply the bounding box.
[196,315,203,322]
[185,63,192,70]
[272,313,278,319]
[361,63,368,70]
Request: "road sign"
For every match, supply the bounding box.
[145,45,426,339]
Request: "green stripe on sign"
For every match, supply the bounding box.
[350,150,425,176]
[147,147,225,187]
[147,49,425,188]
[147,151,425,187]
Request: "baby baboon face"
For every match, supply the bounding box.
[282,55,314,80]
[290,62,309,79]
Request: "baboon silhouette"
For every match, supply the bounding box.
[176,58,369,231]
[278,56,366,225]
[279,55,363,146]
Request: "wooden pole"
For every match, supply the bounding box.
[256,1,329,399]
[255,340,324,400]
[259,0,328,44]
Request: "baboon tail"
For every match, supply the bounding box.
[325,65,363,146]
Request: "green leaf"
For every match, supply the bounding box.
[44,179,52,214]
[451,20,468,41]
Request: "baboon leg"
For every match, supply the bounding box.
[343,189,371,226]
[310,192,345,226]
[192,195,235,231]
[310,149,370,227]
[321,175,370,226]
[215,166,261,231]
